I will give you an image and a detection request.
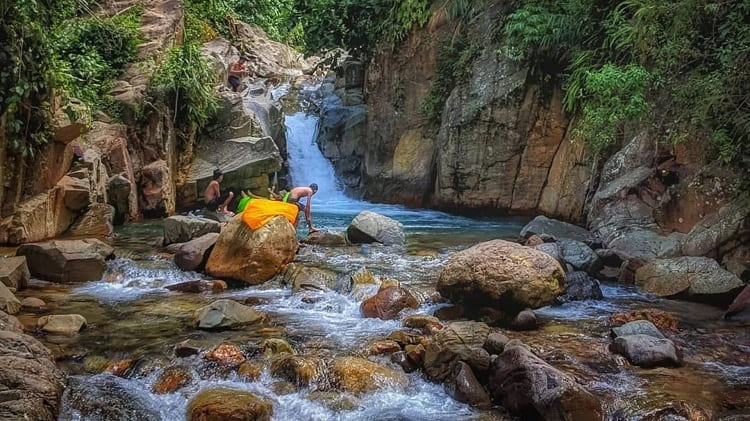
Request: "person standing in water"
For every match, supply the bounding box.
[204,169,234,216]
[283,183,319,233]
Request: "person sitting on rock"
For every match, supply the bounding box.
[204,169,234,216]
[228,56,249,92]
[283,184,319,233]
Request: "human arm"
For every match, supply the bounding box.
[304,192,317,232]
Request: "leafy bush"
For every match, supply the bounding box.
[150,42,219,130]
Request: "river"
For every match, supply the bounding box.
[13,98,750,420]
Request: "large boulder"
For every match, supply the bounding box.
[0,283,21,315]
[635,257,744,304]
[205,215,297,285]
[187,387,272,421]
[63,374,162,421]
[66,203,115,240]
[192,299,264,330]
[174,233,220,272]
[330,356,409,394]
[610,335,681,368]
[139,160,174,217]
[16,239,114,283]
[557,238,602,273]
[360,284,419,320]
[488,344,603,421]
[0,330,65,421]
[37,314,87,334]
[231,21,308,77]
[423,321,490,381]
[0,256,30,290]
[681,195,750,257]
[163,216,221,246]
[437,240,565,312]
[206,91,264,141]
[520,216,591,242]
[347,211,406,245]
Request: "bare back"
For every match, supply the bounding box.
[204,180,220,202]
[288,186,313,201]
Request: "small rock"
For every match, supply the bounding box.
[261,338,295,355]
[347,211,406,245]
[445,361,492,409]
[193,299,264,330]
[0,256,30,290]
[388,330,423,346]
[272,381,297,395]
[391,351,418,373]
[105,359,135,376]
[153,365,193,394]
[212,279,228,292]
[37,314,86,334]
[524,235,545,247]
[360,285,419,320]
[483,332,510,355]
[611,320,665,339]
[511,310,537,331]
[597,266,621,282]
[238,362,263,381]
[610,334,682,368]
[367,340,402,355]
[301,230,348,246]
[203,344,246,365]
[21,297,46,309]
[165,279,216,293]
[307,390,359,411]
[403,314,443,331]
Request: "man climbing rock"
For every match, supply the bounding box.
[228,56,249,92]
[204,169,234,216]
[283,184,319,233]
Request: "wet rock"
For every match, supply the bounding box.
[301,230,348,246]
[391,350,418,373]
[0,283,21,314]
[163,216,221,246]
[388,330,424,346]
[307,390,359,411]
[484,332,510,355]
[121,355,170,379]
[17,239,114,283]
[187,387,272,421]
[611,320,665,339]
[204,344,246,365]
[445,361,492,409]
[367,340,402,355]
[37,314,86,334]
[520,216,591,242]
[437,240,564,313]
[635,257,744,305]
[211,279,228,292]
[0,256,30,290]
[346,211,406,245]
[403,314,442,330]
[405,344,426,365]
[725,285,750,319]
[556,271,603,303]
[272,381,297,395]
[174,232,220,272]
[681,195,750,257]
[269,354,319,386]
[331,356,409,394]
[423,321,490,381]
[238,362,263,381]
[105,359,135,377]
[21,297,46,310]
[282,263,337,292]
[610,335,681,368]
[609,309,679,333]
[64,374,161,421]
[0,310,24,333]
[261,338,296,355]
[193,299,264,330]
[607,228,683,262]
[350,266,377,286]
[165,279,217,293]
[488,345,603,421]
[152,365,193,394]
[557,238,603,273]
[174,340,203,358]
[0,329,65,421]
[511,310,538,331]
[464,347,491,375]
[205,215,298,285]
[361,285,419,320]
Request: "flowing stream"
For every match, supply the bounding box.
[13,95,750,420]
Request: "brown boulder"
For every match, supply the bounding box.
[331,356,408,394]
[360,284,419,320]
[37,314,87,334]
[188,387,272,421]
[152,365,193,394]
[269,354,319,386]
[206,215,298,285]
[140,160,174,217]
[0,256,30,290]
[17,239,114,283]
[203,344,246,365]
[174,233,220,272]
[437,240,564,313]
[488,344,603,421]
[423,321,490,381]
[66,203,115,240]
[238,362,263,381]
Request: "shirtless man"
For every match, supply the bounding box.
[204,169,234,216]
[283,183,318,232]
[228,56,249,92]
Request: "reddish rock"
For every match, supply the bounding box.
[360,285,419,320]
[204,344,245,365]
[725,285,750,319]
[610,309,679,332]
[153,365,193,394]
[368,340,402,355]
[106,359,135,376]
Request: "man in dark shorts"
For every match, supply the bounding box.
[282,183,319,232]
[228,56,248,92]
[204,169,234,216]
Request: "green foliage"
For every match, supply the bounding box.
[572,64,651,152]
[151,42,219,130]
[500,0,750,163]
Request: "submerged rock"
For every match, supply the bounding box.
[437,239,565,312]
[360,284,419,320]
[205,215,297,285]
[64,374,161,421]
[445,361,492,409]
[174,232,220,272]
[346,211,406,245]
[488,344,603,421]
[331,356,409,394]
[165,279,218,293]
[635,257,744,305]
[610,334,681,368]
[0,256,30,290]
[187,387,272,421]
[17,239,114,283]
[423,321,490,381]
[37,314,87,334]
[193,299,264,330]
